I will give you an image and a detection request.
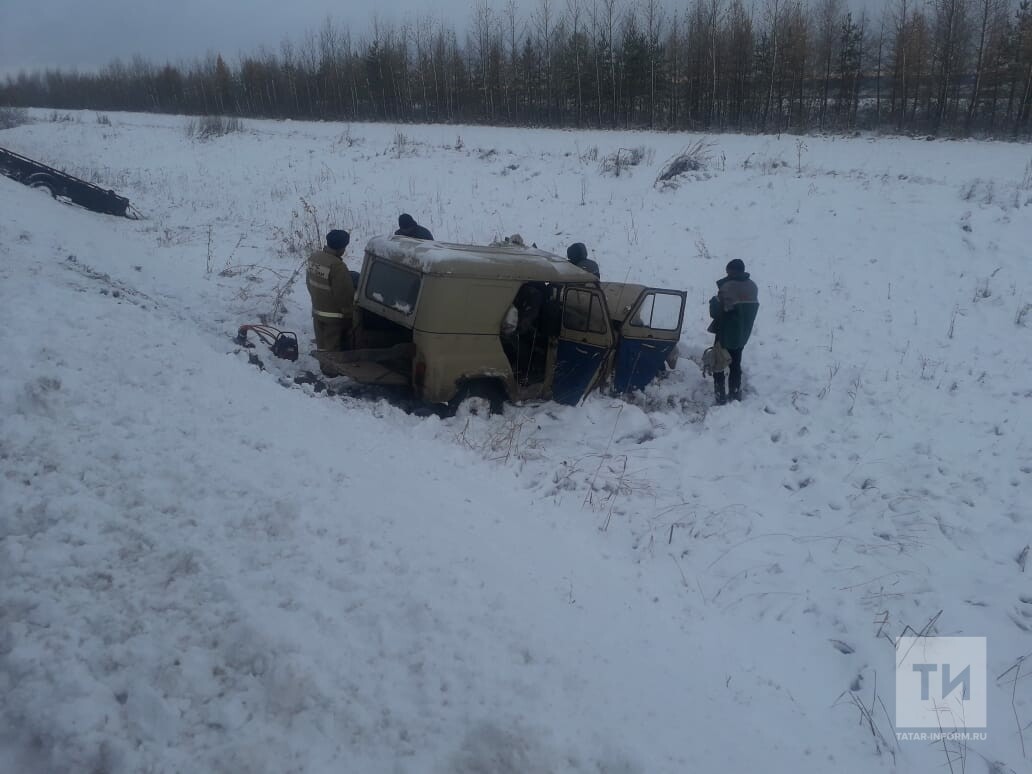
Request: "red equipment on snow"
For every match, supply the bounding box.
[234,324,299,361]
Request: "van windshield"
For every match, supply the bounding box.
[365,260,421,315]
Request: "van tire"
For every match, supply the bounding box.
[27,175,56,198]
[449,379,505,417]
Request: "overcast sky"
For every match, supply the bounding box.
[0,0,471,77]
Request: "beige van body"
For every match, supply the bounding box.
[315,236,686,408]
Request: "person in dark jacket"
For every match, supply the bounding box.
[396,213,434,240]
[306,229,355,352]
[707,259,759,404]
[566,242,600,278]
[502,283,548,385]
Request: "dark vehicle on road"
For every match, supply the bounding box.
[0,146,137,218]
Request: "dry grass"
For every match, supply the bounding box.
[655,139,714,186]
[185,115,244,140]
[599,146,652,177]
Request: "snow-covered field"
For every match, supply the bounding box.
[1,111,1030,773]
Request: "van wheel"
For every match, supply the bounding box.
[450,379,505,417]
[28,176,56,198]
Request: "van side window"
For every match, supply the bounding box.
[563,288,607,334]
[630,292,682,331]
[365,260,421,315]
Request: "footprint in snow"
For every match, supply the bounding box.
[1010,597,1032,632]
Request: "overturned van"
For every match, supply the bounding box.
[315,235,686,410]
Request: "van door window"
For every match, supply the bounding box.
[364,260,421,315]
[563,288,608,334]
[629,291,683,331]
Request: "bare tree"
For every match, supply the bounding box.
[503,0,523,119]
[590,0,605,124]
[534,0,557,121]
[873,9,888,123]
[473,2,496,119]
[763,0,782,130]
[817,0,841,129]
[724,0,754,129]
[708,0,724,127]
[667,9,681,125]
[930,0,971,130]
[893,0,910,129]
[567,0,585,125]
[642,0,666,128]
[967,0,1001,128]
[603,0,619,124]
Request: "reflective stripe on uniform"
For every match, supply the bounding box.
[308,280,332,291]
[313,310,346,319]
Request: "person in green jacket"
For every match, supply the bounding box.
[707,259,759,404]
[306,229,355,351]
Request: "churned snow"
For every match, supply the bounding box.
[1,111,1030,773]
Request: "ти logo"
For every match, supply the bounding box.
[896,637,987,730]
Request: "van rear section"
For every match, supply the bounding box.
[313,340,415,386]
[313,253,421,386]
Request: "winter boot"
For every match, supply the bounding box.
[728,369,742,401]
[713,372,727,405]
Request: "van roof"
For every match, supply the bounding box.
[364,235,599,282]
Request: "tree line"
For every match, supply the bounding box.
[3,0,1032,137]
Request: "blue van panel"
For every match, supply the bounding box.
[613,339,675,393]
[553,340,607,405]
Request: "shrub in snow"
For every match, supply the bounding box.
[334,125,361,148]
[185,115,244,140]
[655,140,714,189]
[390,130,420,158]
[742,152,788,174]
[0,106,29,129]
[598,146,652,177]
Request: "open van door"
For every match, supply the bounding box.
[552,286,614,405]
[610,287,686,393]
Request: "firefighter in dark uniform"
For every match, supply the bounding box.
[566,242,601,278]
[395,213,434,240]
[306,229,355,351]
